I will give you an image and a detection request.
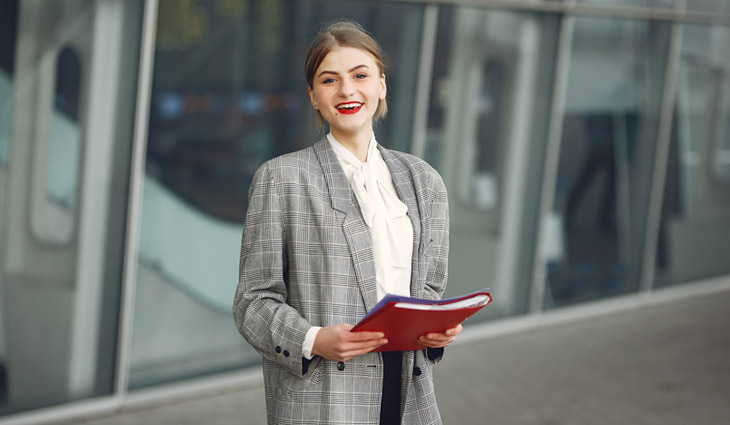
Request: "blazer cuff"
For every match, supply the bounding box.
[302,326,322,360]
[269,324,310,377]
[426,347,444,364]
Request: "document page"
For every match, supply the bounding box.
[394,294,491,310]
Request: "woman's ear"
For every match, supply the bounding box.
[308,87,319,110]
[379,74,387,100]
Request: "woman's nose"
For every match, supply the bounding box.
[338,80,355,97]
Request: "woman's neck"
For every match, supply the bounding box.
[330,128,373,162]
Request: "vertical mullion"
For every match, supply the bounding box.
[411,4,439,158]
[638,1,686,293]
[114,0,160,400]
[528,9,575,314]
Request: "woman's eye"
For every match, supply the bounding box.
[322,78,335,84]
[355,73,368,79]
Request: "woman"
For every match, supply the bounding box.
[233,20,460,425]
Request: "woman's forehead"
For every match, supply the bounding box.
[317,46,380,73]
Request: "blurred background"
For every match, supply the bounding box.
[0,0,729,423]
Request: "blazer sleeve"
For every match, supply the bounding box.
[423,171,450,302]
[233,162,310,377]
[422,169,450,364]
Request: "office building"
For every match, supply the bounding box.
[0,0,729,423]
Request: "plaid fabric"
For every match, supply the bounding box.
[233,138,449,424]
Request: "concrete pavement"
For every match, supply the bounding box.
[65,284,730,425]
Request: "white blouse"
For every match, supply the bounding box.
[302,133,414,359]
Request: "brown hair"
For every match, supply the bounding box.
[304,20,388,125]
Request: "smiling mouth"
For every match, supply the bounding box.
[336,102,363,114]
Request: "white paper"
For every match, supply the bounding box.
[394,294,491,310]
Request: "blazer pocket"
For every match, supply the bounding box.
[276,360,323,398]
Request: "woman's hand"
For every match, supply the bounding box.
[312,324,388,362]
[417,323,463,349]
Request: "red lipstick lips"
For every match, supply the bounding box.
[336,102,363,114]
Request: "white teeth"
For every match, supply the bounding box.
[337,102,362,109]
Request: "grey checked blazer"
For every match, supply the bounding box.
[233,138,449,424]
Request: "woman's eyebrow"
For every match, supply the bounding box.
[317,64,371,78]
[348,64,370,72]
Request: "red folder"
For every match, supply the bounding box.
[351,289,492,352]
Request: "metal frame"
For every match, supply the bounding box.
[114,0,160,398]
[395,0,730,25]
[639,1,686,291]
[411,4,439,158]
[528,7,576,313]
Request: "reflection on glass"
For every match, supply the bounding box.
[48,47,82,208]
[684,0,730,13]
[468,58,505,212]
[0,72,10,166]
[33,46,82,244]
[578,0,675,8]
[132,0,424,388]
[425,7,558,319]
[716,85,730,182]
[0,0,16,408]
[655,24,730,287]
[0,0,142,414]
[0,0,143,417]
[546,17,670,308]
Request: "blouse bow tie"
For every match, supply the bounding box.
[331,137,409,296]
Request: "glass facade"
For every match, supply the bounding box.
[546,17,670,308]
[579,0,675,9]
[130,0,426,389]
[0,0,729,421]
[0,0,143,415]
[654,23,730,287]
[685,0,730,13]
[424,7,559,318]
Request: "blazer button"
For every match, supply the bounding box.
[275,346,282,354]
[337,361,345,371]
[283,350,290,357]
[414,367,422,376]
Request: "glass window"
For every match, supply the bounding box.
[578,0,675,8]
[30,45,82,245]
[0,0,142,416]
[0,0,18,408]
[131,0,425,389]
[423,6,559,319]
[654,24,730,287]
[684,0,730,14]
[0,6,13,168]
[545,17,671,308]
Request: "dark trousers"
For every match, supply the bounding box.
[380,351,403,425]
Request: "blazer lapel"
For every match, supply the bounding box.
[379,146,423,298]
[313,139,379,312]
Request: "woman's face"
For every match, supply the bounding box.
[308,46,386,142]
